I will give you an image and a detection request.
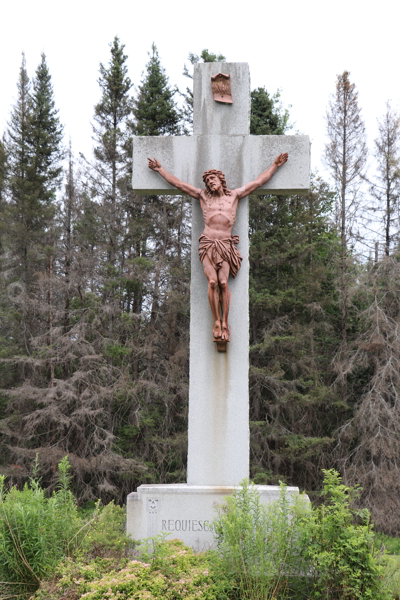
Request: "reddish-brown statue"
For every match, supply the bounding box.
[148,154,288,349]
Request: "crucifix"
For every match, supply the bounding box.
[132,62,310,487]
[147,152,288,349]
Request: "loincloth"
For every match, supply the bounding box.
[198,234,242,278]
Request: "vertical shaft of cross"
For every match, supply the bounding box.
[187,63,251,486]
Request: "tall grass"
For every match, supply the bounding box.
[213,472,390,600]
[213,480,310,599]
[0,456,85,598]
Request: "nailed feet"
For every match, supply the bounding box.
[213,320,222,339]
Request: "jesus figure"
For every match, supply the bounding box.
[148,153,288,346]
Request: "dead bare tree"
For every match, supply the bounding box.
[369,102,400,256]
[324,71,367,400]
[336,257,400,534]
[325,71,368,257]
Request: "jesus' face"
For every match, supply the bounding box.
[205,174,222,193]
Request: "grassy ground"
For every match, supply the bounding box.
[375,533,400,599]
[382,554,400,599]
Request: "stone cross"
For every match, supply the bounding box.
[132,62,310,487]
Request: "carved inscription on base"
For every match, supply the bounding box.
[161,519,213,533]
[146,498,159,536]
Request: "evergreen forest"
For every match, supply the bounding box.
[1,39,400,536]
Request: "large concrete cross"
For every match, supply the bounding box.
[132,62,310,487]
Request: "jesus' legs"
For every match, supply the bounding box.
[202,256,221,338]
[218,261,230,341]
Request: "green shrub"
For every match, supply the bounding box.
[0,456,134,598]
[4,466,392,600]
[212,472,390,600]
[34,538,233,600]
[0,455,143,599]
[213,479,310,599]
[302,469,389,600]
[80,500,134,559]
[0,456,84,597]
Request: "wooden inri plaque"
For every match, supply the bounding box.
[211,73,232,104]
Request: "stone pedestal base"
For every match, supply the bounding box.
[126,483,301,552]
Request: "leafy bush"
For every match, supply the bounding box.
[213,472,390,600]
[80,500,131,559]
[3,465,394,600]
[0,456,84,597]
[0,456,133,599]
[303,470,388,600]
[34,538,233,600]
[213,479,310,599]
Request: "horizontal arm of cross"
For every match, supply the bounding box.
[132,135,310,196]
[149,162,202,199]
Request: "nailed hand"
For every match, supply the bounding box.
[148,157,161,170]
[275,153,288,168]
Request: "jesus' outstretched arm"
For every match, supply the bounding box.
[235,153,288,200]
[148,158,201,200]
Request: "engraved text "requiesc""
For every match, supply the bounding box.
[161,519,213,532]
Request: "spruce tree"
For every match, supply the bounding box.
[5,53,34,282]
[0,56,32,401]
[0,137,6,202]
[248,93,343,490]
[93,34,132,199]
[0,137,7,292]
[91,36,133,265]
[132,43,181,319]
[0,138,6,253]
[5,54,63,285]
[0,54,66,472]
[133,43,180,136]
[249,179,342,489]
[250,88,291,135]
[29,53,64,206]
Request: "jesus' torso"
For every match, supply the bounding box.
[199,189,240,240]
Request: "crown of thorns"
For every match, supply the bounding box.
[203,169,228,187]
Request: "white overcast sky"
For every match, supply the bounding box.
[1,0,399,181]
